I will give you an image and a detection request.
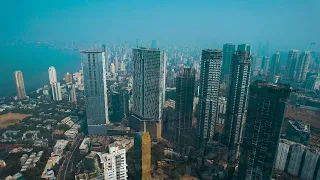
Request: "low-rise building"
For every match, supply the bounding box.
[79,138,91,154]
[285,120,310,145]
[0,160,6,168]
[53,140,69,156]
[61,117,74,127]
[2,130,20,141]
[22,130,40,140]
[5,173,24,180]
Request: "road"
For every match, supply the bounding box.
[57,133,83,180]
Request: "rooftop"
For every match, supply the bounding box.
[132,47,161,51]
[288,120,310,133]
[80,50,104,53]
[202,49,222,53]
[79,138,91,150]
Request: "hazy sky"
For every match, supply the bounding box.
[1,0,319,51]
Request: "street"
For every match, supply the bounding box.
[57,133,83,180]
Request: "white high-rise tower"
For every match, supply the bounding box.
[48,66,57,85]
[52,82,62,101]
[100,146,128,180]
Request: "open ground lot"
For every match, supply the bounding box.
[285,105,320,129]
[0,113,31,128]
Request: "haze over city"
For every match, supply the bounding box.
[0,1,320,180]
[1,0,320,51]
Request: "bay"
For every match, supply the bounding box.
[0,45,81,97]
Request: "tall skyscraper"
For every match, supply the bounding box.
[134,132,151,180]
[252,56,263,76]
[295,51,311,82]
[14,71,27,100]
[131,47,165,139]
[175,67,195,155]
[81,50,109,134]
[269,52,280,77]
[238,81,290,180]
[221,43,236,83]
[102,44,109,73]
[101,145,128,180]
[197,49,223,148]
[48,66,57,85]
[223,50,252,168]
[112,90,129,123]
[114,56,119,73]
[69,86,77,103]
[285,49,299,80]
[261,56,270,75]
[237,44,252,55]
[64,72,72,83]
[52,82,62,101]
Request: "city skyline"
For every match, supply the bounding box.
[2,40,320,180]
[1,1,320,179]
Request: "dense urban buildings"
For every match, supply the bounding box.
[81,50,109,134]
[295,51,311,82]
[100,146,128,180]
[131,47,165,139]
[238,81,290,180]
[269,52,281,78]
[285,49,299,80]
[1,1,320,180]
[197,49,223,148]
[274,138,320,180]
[175,67,195,155]
[237,44,252,54]
[261,56,270,75]
[252,56,263,76]
[64,72,72,83]
[102,44,110,73]
[223,50,252,168]
[14,71,27,100]
[134,132,151,180]
[305,73,320,90]
[221,43,236,83]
